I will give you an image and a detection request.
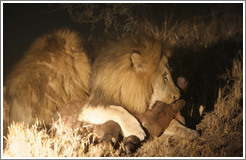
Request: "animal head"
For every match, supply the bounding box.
[149,56,181,109]
[89,33,180,113]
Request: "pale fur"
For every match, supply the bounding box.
[78,103,146,141]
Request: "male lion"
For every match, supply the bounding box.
[4,28,198,151]
[77,32,191,142]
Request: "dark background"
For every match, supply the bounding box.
[4,3,241,78]
[3,3,90,77]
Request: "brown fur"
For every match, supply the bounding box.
[136,99,186,137]
[4,28,91,125]
[53,100,87,130]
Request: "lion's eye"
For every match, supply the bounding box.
[162,74,168,81]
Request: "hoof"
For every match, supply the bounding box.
[93,120,122,146]
[123,135,140,154]
[100,133,118,146]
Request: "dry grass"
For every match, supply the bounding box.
[2,3,243,158]
[4,119,123,157]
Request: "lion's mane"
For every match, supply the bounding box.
[89,33,164,113]
[4,28,91,124]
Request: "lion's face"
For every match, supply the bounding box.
[89,34,181,113]
[149,58,181,109]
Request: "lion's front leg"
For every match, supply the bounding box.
[163,119,200,139]
[78,104,146,141]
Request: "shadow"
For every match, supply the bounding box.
[168,39,242,129]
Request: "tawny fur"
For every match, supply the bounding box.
[77,32,181,141]
[4,28,91,125]
[4,28,186,142]
[3,87,9,138]
[88,33,180,114]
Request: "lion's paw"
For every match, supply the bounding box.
[121,122,146,141]
[111,106,146,141]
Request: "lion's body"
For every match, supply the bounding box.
[4,28,198,143]
[4,29,90,125]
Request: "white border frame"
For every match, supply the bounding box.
[1,1,245,159]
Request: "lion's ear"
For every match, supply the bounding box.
[177,76,188,91]
[131,52,145,71]
[161,55,168,64]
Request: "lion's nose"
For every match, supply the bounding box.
[173,92,181,100]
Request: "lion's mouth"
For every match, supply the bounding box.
[160,97,177,105]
